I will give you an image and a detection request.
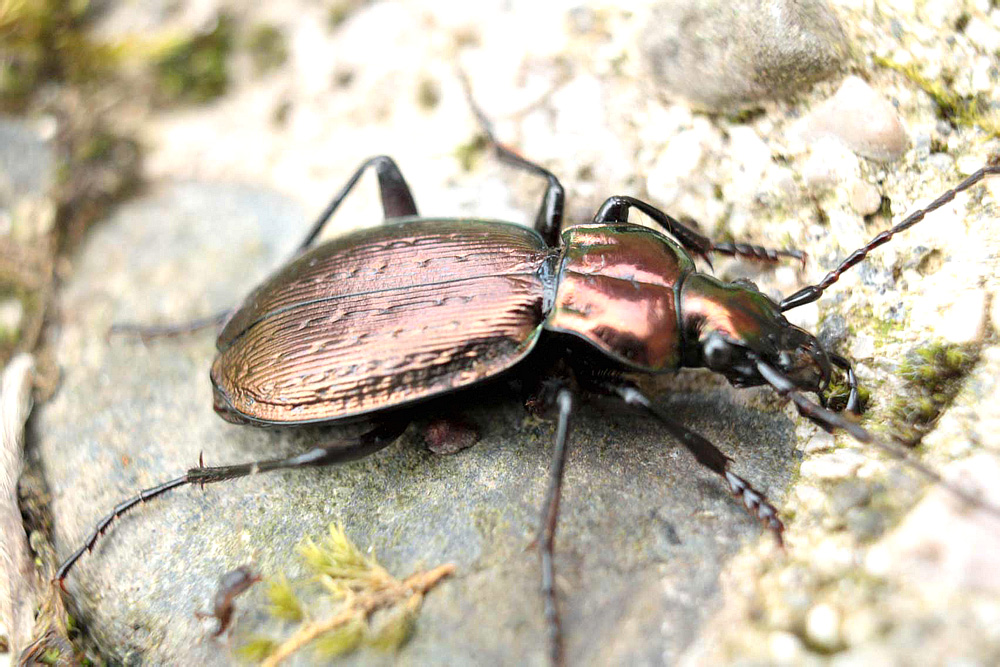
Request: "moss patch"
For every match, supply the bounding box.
[0,0,120,111]
[246,23,288,75]
[240,523,454,665]
[153,14,234,105]
[888,341,978,446]
[875,56,1000,137]
[454,134,489,172]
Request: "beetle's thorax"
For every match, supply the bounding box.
[545,224,694,371]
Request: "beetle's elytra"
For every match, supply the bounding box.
[56,116,1000,663]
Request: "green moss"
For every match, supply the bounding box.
[299,522,382,584]
[312,618,365,657]
[241,522,451,663]
[265,575,304,621]
[246,23,288,75]
[875,56,1000,137]
[889,341,978,445]
[417,77,441,110]
[39,648,62,664]
[724,106,766,124]
[238,637,279,662]
[848,305,900,343]
[825,376,871,414]
[454,134,489,172]
[0,0,120,110]
[153,14,233,105]
[367,606,417,651]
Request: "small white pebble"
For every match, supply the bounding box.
[803,430,836,454]
[849,180,882,216]
[769,631,804,662]
[805,603,841,651]
[865,545,892,577]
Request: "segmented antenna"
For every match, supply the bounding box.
[781,163,1000,312]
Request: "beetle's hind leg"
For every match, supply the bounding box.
[55,421,407,585]
[611,384,785,544]
[593,196,805,269]
[295,155,418,252]
[112,156,419,339]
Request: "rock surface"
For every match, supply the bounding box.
[16,0,1000,665]
[37,183,796,664]
[639,0,848,111]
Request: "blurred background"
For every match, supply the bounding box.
[2,0,1000,664]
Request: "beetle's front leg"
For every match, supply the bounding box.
[593,196,805,268]
[609,384,785,544]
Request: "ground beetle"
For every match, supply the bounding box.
[55,103,1000,663]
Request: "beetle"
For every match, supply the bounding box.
[54,106,1000,663]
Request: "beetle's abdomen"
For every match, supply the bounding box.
[212,220,553,424]
[546,224,694,371]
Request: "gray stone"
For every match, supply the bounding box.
[639,0,848,112]
[36,182,799,664]
[0,118,57,240]
[0,119,55,201]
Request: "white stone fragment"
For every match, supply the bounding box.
[769,631,804,662]
[805,603,841,651]
[790,76,909,161]
[800,449,867,480]
[880,455,1000,596]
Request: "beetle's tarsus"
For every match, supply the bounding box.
[725,470,786,545]
[710,241,806,267]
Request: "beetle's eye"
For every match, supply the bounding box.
[703,335,734,369]
[733,278,760,292]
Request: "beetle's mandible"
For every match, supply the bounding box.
[54,108,1000,664]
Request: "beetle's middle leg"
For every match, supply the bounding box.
[461,78,565,247]
[610,384,785,544]
[55,420,408,583]
[537,387,575,667]
[593,196,805,268]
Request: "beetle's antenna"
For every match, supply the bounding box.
[780,163,1000,311]
[755,359,1000,522]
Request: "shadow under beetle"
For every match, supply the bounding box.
[55,106,1000,664]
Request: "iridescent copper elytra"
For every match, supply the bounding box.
[55,111,1000,664]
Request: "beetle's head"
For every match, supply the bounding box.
[680,273,831,393]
